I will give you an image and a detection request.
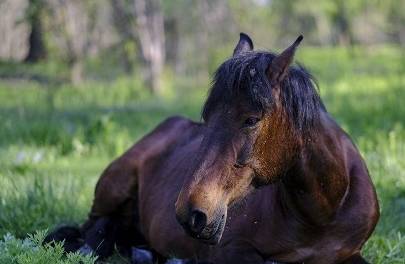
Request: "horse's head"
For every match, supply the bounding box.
[176,33,320,244]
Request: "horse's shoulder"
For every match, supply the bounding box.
[90,116,200,215]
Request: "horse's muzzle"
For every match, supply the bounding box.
[176,208,226,245]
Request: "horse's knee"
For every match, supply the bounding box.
[81,215,144,259]
[44,225,83,253]
[81,217,119,258]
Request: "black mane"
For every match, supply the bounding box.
[202,51,325,134]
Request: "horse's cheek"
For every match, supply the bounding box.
[252,117,286,182]
[251,145,271,181]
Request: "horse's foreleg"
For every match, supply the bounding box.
[79,152,142,258]
[81,117,193,260]
[79,216,122,258]
[339,253,369,264]
[88,156,139,219]
[44,225,83,253]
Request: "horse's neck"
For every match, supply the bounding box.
[280,113,351,225]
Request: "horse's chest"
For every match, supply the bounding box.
[246,220,318,262]
[221,187,321,261]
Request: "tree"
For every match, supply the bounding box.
[331,0,354,46]
[47,0,101,84]
[133,0,165,94]
[111,0,165,94]
[25,0,47,62]
[111,0,136,73]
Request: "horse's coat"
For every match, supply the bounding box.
[51,34,379,264]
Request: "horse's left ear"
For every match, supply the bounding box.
[268,35,303,85]
[233,33,254,56]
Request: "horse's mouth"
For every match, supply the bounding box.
[191,213,226,245]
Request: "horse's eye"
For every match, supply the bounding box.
[243,117,260,127]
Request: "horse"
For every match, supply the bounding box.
[46,33,379,264]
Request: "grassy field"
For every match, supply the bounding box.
[0,46,404,263]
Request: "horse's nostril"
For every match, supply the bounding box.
[234,163,244,168]
[189,209,207,234]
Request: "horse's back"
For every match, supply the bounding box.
[127,116,198,167]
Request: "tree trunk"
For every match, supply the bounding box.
[25,0,47,62]
[133,0,165,94]
[334,0,353,46]
[70,59,83,85]
[111,0,135,73]
[164,18,179,71]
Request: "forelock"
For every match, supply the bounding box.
[202,51,324,135]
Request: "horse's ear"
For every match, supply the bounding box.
[268,35,303,85]
[233,33,254,56]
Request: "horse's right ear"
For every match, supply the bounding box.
[233,33,254,56]
[267,35,303,85]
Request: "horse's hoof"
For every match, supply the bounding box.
[131,247,154,264]
[78,243,94,256]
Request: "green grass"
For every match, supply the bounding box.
[0,230,96,264]
[0,46,404,263]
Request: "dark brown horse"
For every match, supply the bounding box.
[47,33,379,264]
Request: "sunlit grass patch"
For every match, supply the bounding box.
[0,46,404,263]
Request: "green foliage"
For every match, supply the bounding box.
[0,230,97,264]
[0,46,404,263]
